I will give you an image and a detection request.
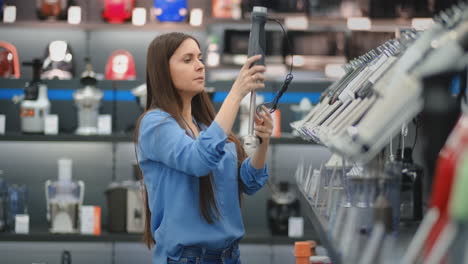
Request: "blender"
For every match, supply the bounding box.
[45,158,84,233]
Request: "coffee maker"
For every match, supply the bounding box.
[73,60,103,135]
[14,59,50,134]
[45,159,84,233]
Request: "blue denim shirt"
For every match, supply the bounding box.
[138,109,269,264]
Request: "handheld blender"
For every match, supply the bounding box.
[242,1,267,155]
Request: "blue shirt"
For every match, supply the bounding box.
[137,109,269,264]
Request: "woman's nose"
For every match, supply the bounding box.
[195,59,204,71]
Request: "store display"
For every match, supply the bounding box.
[153,0,187,22]
[45,158,85,233]
[36,0,70,20]
[102,0,134,23]
[16,59,50,134]
[105,181,144,233]
[74,59,103,135]
[104,49,136,80]
[0,41,20,78]
[41,40,75,80]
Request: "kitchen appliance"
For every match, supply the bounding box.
[45,159,85,233]
[0,41,20,78]
[74,60,103,135]
[347,31,396,61]
[153,0,187,22]
[222,29,284,65]
[36,0,70,20]
[15,59,50,134]
[287,31,347,72]
[41,40,75,80]
[106,181,144,233]
[0,176,7,232]
[6,184,27,232]
[105,49,136,80]
[102,0,135,23]
[267,182,301,235]
[396,147,423,222]
[131,83,147,109]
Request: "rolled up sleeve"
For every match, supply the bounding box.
[139,110,227,177]
[240,157,269,195]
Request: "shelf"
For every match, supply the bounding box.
[0,21,206,31]
[0,17,412,33]
[0,230,311,244]
[298,185,342,264]
[0,133,316,145]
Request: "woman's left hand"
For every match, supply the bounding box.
[254,105,273,144]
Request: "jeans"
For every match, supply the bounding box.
[167,243,241,264]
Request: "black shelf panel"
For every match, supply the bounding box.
[0,133,316,144]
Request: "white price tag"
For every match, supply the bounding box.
[15,214,29,234]
[98,115,112,135]
[288,217,304,238]
[0,115,5,135]
[3,6,17,23]
[67,6,82,25]
[44,115,59,135]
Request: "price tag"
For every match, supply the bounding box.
[44,115,59,135]
[98,115,112,135]
[44,115,58,135]
[15,214,29,234]
[288,217,304,238]
[0,115,5,135]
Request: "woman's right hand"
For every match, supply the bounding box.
[231,55,266,99]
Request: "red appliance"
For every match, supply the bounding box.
[424,114,468,259]
[102,0,135,24]
[36,0,69,20]
[0,41,20,78]
[105,50,136,80]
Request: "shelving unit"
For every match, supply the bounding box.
[0,133,316,144]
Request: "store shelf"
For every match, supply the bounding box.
[0,21,206,31]
[0,133,132,143]
[298,185,342,264]
[0,230,310,244]
[0,133,316,145]
[0,17,412,33]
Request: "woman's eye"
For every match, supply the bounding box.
[198,58,204,63]
[184,58,191,63]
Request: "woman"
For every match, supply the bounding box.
[136,32,273,264]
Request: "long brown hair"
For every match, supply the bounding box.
[134,32,247,249]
